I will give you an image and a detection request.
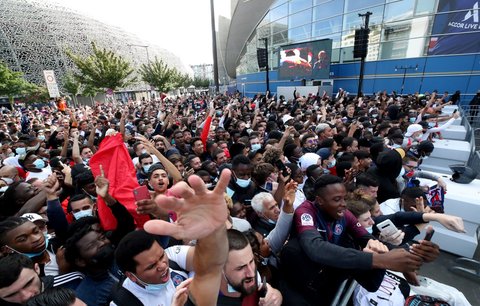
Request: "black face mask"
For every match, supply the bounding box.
[91,243,115,267]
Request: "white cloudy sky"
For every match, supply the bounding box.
[53,0,230,66]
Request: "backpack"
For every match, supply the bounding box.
[111,280,143,306]
[404,295,451,306]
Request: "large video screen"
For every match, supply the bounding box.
[278,39,332,80]
[428,0,480,55]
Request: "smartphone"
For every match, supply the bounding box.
[265,182,273,191]
[274,160,289,177]
[453,109,458,114]
[424,229,435,241]
[133,185,150,201]
[376,219,398,236]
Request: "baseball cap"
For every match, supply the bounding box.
[21,213,47,223]
[405,124,423,137]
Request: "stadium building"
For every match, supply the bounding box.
[218,0,480,101]
[0,0,192,100]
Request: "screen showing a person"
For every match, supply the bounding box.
[278,39,332,80]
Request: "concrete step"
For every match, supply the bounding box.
[438,125,467,141]
[420,163,452,174]
[428,139,470,161]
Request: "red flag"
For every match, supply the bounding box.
[89,133,149,230]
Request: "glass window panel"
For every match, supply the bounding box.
[312,16,343,37]
[273,0,288,7]
[271,17,288,34]
[289,0,313,14]
[345,0,384,12]
[340,46,355,62]
[342,5,384,32]
[289,9,312,28]
[313,0,344,21]
[383,16,431,42]
[415,0,437,16]
[288,25,312,42]
[380,37,426,59]
[312,32,342,48]
[331,48,340,63]
[259,13,270,26]
[272,30,289,45]
[384,0,414,22]
[270,3,288,21]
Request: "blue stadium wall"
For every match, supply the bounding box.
[237,53,480,104]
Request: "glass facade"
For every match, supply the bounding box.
[236,0,467,76]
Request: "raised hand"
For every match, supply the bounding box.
[282,180,297,209]
[43,174,61,200]
[144,169,232,241]
[94,165,110,199]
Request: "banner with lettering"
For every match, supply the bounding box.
[428,0,480,55]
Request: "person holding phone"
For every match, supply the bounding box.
[281,175,434,305]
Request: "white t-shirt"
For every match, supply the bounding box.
[379,198,402,215]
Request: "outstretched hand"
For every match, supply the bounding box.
[95,165,110,199]
[144,169,232,241]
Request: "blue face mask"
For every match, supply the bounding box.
[365,226,373,234]
[7,234,49,259]
[15,147,26,155]
[428,122,435,128]
[267,219,276,225]
[133,273,169,292]
[73,208,93,220]
[33,159,45,169]
[236,178,251,188]
[251,144,261,152]
[409,117,416,123]
[327,159,336,168]
[38,135,46,141]
[227,283,239,293]
[142,165,151,173]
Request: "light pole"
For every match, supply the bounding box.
[395,64,418,94]
[357,12,372,98]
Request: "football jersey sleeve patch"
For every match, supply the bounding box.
[300,213,314,226]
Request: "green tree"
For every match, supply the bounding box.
[63,73,81,106]
[66,42,135,93]
[23,86,50,104]
[193,76,210,88]
[0,62,37,108]
[174,72,192,89]
[139,57,182,93]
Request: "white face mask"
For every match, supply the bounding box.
[236,178,251,188]
[73,208,93,220]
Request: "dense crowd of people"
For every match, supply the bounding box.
[0,88,473,306]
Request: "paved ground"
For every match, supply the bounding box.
[419,250,480,305]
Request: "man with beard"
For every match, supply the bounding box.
[204,229,282,306]
[63,167,135,306]
[63,217,123,306]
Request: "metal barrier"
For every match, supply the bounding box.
[468,151,480,179]
[460,105,480,152]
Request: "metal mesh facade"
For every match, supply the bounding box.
[0,0,191,91]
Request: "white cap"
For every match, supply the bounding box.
[405,124,423,137]
[299,153,321,172]
[282,114,294,124]
[21,213,47,223]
